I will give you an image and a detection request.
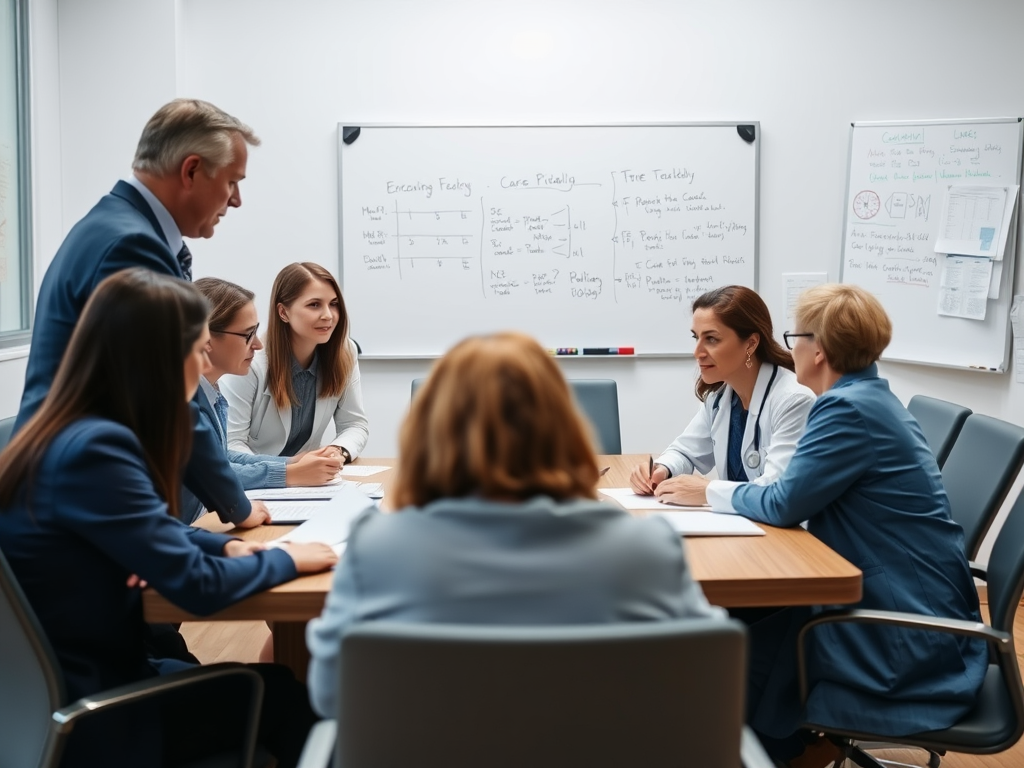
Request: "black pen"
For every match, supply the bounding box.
[649,455,654,483]
[599,466,610,477]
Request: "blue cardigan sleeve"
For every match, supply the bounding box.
[228,449,288,489]
[49,422,297,616]
[729,395,876,527]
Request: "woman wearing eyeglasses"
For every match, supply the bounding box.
[630,285,815,504]
[177,278,346,525]
[221,262,369,467]
[709,284,985,767]
[0,269,338,768]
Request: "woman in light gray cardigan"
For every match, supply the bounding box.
[306,331,721,718]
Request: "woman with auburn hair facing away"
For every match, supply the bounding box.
[221,262,368,466]
[305,332,722,718]
[630,285,815,504]
[178,278,345,524]
[0,269,337,768]
[702,284,985,768]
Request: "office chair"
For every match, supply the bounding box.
[940,413,1024,560]
[410,377,623,454]
[0,415,16,449]
[0,548,265,768]
[907,395,971,469]
[795,483,1024,768]
[298,618,774,768]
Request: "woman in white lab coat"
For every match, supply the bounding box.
[630,285,814,501]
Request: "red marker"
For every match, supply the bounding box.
[582,347,635,355]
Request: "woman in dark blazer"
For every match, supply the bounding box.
[0,269,337,768]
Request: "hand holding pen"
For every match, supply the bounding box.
[629,455,670,495]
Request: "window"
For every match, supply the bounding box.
[0,0,30,346]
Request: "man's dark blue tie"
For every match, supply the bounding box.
[177,242,193,282]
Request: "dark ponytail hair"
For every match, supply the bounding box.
[691,285,793,401]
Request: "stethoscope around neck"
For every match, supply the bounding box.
[712,363,779,469]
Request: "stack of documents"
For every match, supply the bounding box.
[599,488,764,537]
[246,480,383,523]
[266,485,379,556]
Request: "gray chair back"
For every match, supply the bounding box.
[907,395,971,468]
[942,413,1024,560]
[568,378,622,454]
[0,415,17,450]
[337,619,747,768]
[411,377,622,454]
[0,549,66,768]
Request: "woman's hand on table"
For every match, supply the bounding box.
[654,474,710,506]
[278,542,339,573]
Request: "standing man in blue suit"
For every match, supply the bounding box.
[16,98,269,528]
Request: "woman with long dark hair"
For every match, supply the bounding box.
[630,285,815,505]
[0,269,337,768]
[221,261,368,466]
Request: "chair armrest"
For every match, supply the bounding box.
[741,725,775,768]
[796,608,1012,704]
[296,719,337,768]
[53,662,263,730]
[969,561,987,581]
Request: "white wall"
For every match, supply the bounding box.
[11,0,1024,556]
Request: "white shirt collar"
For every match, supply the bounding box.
[125,175,184,256]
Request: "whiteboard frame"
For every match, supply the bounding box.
[337,122,760,359]
[840,116,1024,373]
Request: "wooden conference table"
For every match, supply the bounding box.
[144,455,862,678]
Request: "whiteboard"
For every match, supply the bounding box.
[338,124,759,357]
[841,118,1023,372]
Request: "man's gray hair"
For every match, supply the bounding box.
[132,98,260,176]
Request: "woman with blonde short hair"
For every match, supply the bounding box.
[705,284,986,767]
[305,332,721,718]
[221,262,368,465]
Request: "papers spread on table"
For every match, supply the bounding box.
[653,511,764,537]
[599,487,710,511]
[266,486,377,546]
[599,488,763,536]
[246,480,383,502]
[337,464,392,477]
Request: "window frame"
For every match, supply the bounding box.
[0,0,32,349]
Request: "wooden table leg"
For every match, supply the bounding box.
[273,621,311,681]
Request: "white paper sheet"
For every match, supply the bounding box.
[599,487,710,511]
[337,465,392,477]
[266,486,378,543]
[935,185,1010,257]
[1012,295,1024,384]
[654,511,765,537]
[246,481,383,501]
[937,255,992,320]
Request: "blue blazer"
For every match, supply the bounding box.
[180,384,288,524]
[725,365,987,737]
[16,181,251,524]
[306,496,723,717]
[0,416,298,767]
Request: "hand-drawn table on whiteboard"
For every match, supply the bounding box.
[841,118,1023,372]
[338,124,760,358]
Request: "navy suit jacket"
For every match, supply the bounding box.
[0,416,297,767]
[16,181,251,523]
